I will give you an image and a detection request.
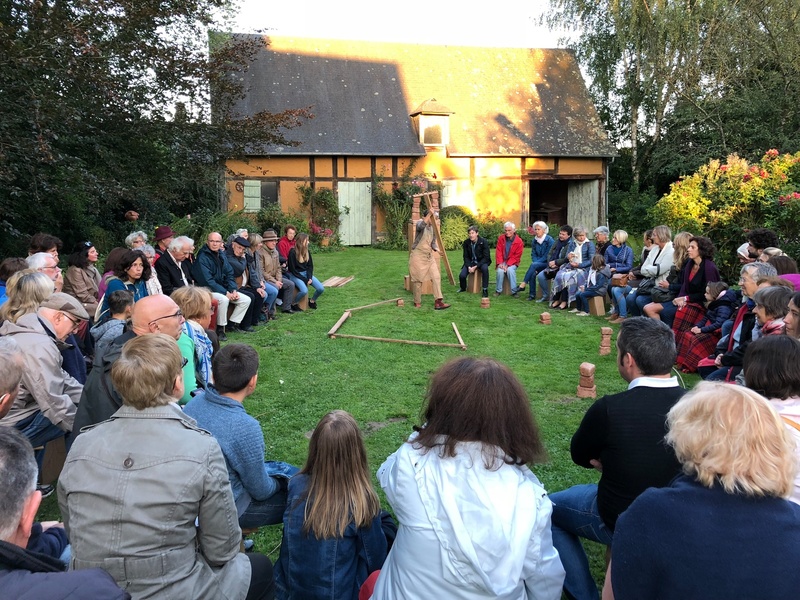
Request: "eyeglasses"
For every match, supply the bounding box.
[43,264,61,272]
[149,309,183,325]
[62,313,82,331]
[180,357,189,369]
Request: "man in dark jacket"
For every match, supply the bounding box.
[223,236,263,331]
[155,235,195,296]
[457,226,491,298]
[549,318,685,600]
[191,232,251,337]
[0,427,129,599]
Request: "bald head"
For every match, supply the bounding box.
[130,295,184,340]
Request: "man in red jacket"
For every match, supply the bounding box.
[495,222,524,296]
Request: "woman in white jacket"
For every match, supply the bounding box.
[370,357,565,600]
[623,225,674,318]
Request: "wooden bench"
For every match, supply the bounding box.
[588,295,608,316]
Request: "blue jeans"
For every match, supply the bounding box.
[239,488,289,529]
[576,290,600,313]
[15,411,69,474]
[495,265,518,293]
[522,260,549,297]
[290,271,325,302]
[611,285,631,317]
[263,282,279,312]
[550,484,613,600]
[626,289,651,317]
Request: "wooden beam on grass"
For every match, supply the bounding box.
[347,298,403,312]
[332,333,467,349]
[327,311,352,338]
[451,322,466,350]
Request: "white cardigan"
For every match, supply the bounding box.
[639,241,674,284]
[371,436,564,600]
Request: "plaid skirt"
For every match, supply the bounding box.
[674,303,716,372]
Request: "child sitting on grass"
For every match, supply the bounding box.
[275,410,395,600]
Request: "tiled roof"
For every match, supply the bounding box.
[227,35,616,158]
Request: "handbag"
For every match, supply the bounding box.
[611,273,628,287]
[651,286,676,303]
[637,277,656,295]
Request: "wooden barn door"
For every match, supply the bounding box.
[338,182,372,246]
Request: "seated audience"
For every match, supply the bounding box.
[257,229,297,317]
[275,411,395,600]
[746,227,780,259]
[153,225,176,259]
[593,225,611,257]
[786,291,800,339]
[495,222,524,296]
[551,318,683,600]
[90,290,134,365]
[603,229,633,278]
[0,292,86,468]
[96,247,128,300]
[640,231,691,324]
[605,382,800,600]
[517,221,552,300]
[123,230,147,249]
[62,241,101,318]
[139,244,163,296]
[0,427,128,598]
[184,344,296,528]
[615,225,674,321]
[171,285,215,386]
[287,233,324,310]
[458,225,492,298]
[277,225,297,260]
[26,252,63,293]
[371,357,565,600]
[0,270,53,325]
[247,234,274,322]
[98,250,150,321]
[609,229,656,321]
[0,257,28,306]
[752,285,792,338]
[155,235,196,295]
[225,235,265,331]
[74,295,189,434]
[698,261,777,381]
[536,225,572,303]
[675,282,736,373]
[743,336,800,505]
[27,233,62,260]
[551,225,595,310]
[759,246,785,261]
[59,335,274,600]
[574,254,611,316]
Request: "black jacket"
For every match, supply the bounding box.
[0,539,129,599]
[154,252,194,296]
[461,236,492,268]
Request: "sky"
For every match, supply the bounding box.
[227,1,567,48]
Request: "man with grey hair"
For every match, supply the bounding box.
[0,428,128,597]
[155,235,196,295]
[0,294,87,460]
[550,317,684,600]
[495,221,523,295]
[699,261,778,381]
[26,252,63,292]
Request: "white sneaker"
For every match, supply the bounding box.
[569,308,579,313]
[576,311,589,316]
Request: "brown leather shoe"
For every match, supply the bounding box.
[609,316,626,324]
[434,298,451,310]
[414,302,422,308]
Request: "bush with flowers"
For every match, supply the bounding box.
[651,149,800,280]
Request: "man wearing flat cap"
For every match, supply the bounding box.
[224,235,264,332]
[0,293,88,469]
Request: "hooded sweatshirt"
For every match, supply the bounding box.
[372,435,564,600]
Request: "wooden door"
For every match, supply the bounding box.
[338,182,372,246]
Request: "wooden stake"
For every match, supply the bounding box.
[347,298,403,312]
[451,322,466,350]
[333,333,466,349]
[415,192,455,286]
[327,311,351,337]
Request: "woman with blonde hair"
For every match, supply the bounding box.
[604,382,800,599]
[0,270,54,324]
[171,285,215,385]
[287,232,324,311]
[371,357,565,600]
[275,410,394,599]
[59,334,274,600]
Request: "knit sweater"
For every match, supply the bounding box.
[570,382,685,530]
[183,386,279,515]
[611,475,800,600]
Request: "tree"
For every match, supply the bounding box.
[0,0,309,255]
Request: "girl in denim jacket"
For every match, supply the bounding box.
[275,411,395,600]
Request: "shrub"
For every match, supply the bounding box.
[169,208,255,247]
[440,213,469,251]
[474,211,506,244]
[651,149,800,280]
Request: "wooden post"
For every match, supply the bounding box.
[451,322,466,350]
[347,298,403,312]
[416,191,455,286]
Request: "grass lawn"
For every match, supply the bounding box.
[41,246,700,590]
